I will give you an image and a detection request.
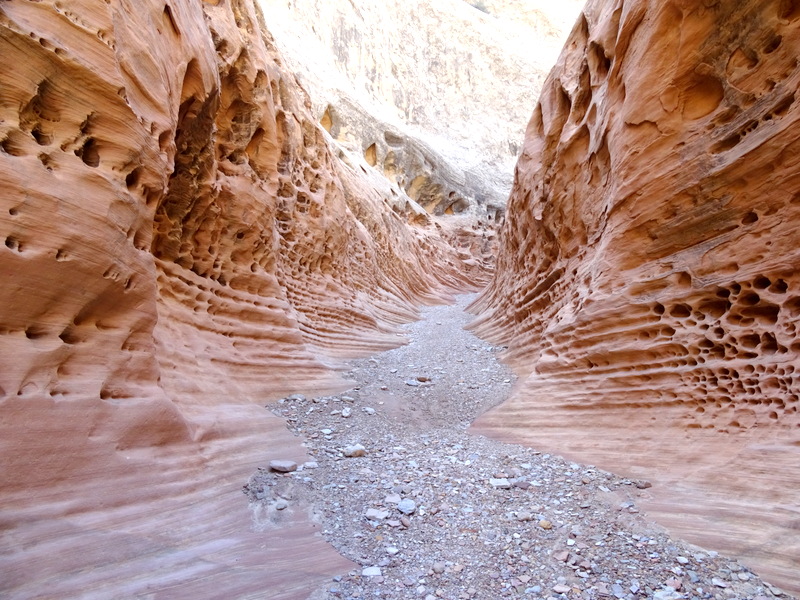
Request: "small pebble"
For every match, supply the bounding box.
[268,459,298,473]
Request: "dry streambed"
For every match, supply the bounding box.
[246,295,794,600]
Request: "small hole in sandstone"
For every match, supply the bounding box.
[236,231,245,239]
[669,304,692,318]
[740,292,760,306]
[25,326,47,340]
[5,236,20,251]
[753,276,771,289]
[76,138,100,167]
[364,143,377,167]
[9,207,18,216]
[56,249,67,261]
[1,136,25,157]
[764,35,783,54]
[653,303,665,315]
[163,4,180,36]
[125,166,142,189]
[716,288,731,298]
[770,279,788,294]
[31,126,52,146]
[740,334,760,349]
[158,129,172,152]
[743,304,780,324]
[779,0,800,21]
[741,211,758,225]
[712,133,741,154]
[59,327,79,344]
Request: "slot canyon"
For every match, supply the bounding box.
[0,0,798,599]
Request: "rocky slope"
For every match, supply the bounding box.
[0,1,486,597]
[470,0,800,593]
[257,0,584,214]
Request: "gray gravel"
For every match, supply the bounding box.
[246,294,795,600]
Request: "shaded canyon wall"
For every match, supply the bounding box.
[0,0,483,597]
[471,0,800,593]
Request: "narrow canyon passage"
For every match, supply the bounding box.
[2,0,800,597]
[248,296,788,600]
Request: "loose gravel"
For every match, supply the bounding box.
[246,294,795,600]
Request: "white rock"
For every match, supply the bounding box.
[341,407,352,418]
[365,508,389,520]
[362,566,382,577]
[343,444,366,457]
[268,459,298,473]
[397,498,417,514]
[489,478,511,489]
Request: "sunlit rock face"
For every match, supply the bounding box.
[0,1,483,597]
[471,0,800,592]
[258,0,585,214]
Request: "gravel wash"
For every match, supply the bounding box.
[245,295,795,600]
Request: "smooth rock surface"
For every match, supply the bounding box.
[470,0,800,593]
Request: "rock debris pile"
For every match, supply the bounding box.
[246,296,792,600]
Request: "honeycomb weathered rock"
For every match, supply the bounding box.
[0,1,483,596]
[471,0,800,592]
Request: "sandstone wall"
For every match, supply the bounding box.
[470,0,800,592]
[0,1,481,597]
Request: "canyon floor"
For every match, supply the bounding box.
[248,295,795,600]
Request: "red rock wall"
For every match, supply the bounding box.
[471,0,800,592]
[0,1,481,597]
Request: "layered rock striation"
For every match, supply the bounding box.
[471,0,800,592]
[0,1,483,597]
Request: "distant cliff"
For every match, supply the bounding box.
[258,0,584,212]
